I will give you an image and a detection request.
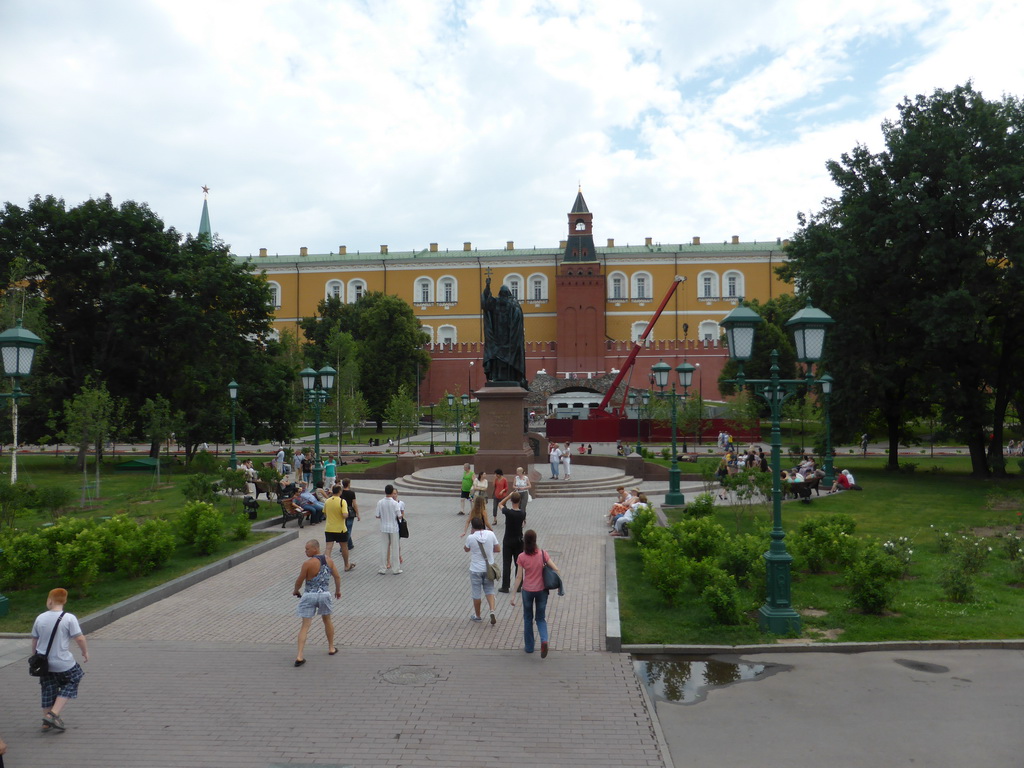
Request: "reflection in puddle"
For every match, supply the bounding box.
[634,657,768,704]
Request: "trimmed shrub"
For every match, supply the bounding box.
[55,529,104,596]
[124,519,177,576]
[0,532,49,590]
[940,560,975,603]
[229,511,251,542]
[670,517,727,561]
[181,474,218,504]
[628,504,658,547]
[683,492,716,519]
[791,514,859,573]
[179,501,214,544]
[94,514,142,573]
[701,570,743,625]
[952,536,991,575]
[717,533,765,590]
[846,544,904,614]
[38,517,94,558]
[189,450,220,475]
[193,507,225,555]
[686,559,725,593]
[640,540,689,604]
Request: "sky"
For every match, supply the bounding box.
[2,0,1023,258]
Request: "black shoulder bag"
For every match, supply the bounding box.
[29,611,65,677]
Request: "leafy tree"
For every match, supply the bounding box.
[61,379,114,503]
[301,292,430,430]
[783,83,1024,476]
[384,384,418,451]
[140,395,175,484]
[0,195,301,458]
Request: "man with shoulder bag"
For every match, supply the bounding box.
[30,588,89,732]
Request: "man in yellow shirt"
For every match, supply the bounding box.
[324,485,354,571]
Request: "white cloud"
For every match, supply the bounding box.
[1,0,1022,256]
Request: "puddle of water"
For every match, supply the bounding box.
[633,656,768,705]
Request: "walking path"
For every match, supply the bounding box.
[0,467,669,768]
[3,461,1022,767]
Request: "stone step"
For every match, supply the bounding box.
[391,471,648,498]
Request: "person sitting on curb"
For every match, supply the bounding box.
[610,494,648,537]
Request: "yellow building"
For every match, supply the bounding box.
[239,191,790,357]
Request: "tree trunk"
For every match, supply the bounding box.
[885,413,901,471]
[967,431,990,478]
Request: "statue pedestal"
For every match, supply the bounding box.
[474,384,533,477]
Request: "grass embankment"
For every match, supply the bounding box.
[0,453,391,633]
[618,457,1024,645]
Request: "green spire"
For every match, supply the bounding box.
[198,185,212,240]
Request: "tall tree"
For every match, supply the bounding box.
[0,195,300,458]
[302,292,430,431]
[783,84,1024,476]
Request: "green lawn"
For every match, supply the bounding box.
[619,457,1024,645]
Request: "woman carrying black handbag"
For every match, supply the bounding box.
[509,530,561,658]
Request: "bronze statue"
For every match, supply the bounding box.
[481,277,526,388]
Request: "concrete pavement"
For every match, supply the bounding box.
[3,463,1024,767]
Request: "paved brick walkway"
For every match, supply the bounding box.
[0,483,669,768]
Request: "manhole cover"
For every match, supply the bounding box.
[380,665,442,686]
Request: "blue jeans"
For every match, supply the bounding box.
[522,589,549,653]
[549,458,559,478]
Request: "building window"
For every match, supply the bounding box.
[699,320,719,342]
[608,271,627,300]
[438,276,457,304]
[724,270,743,298]
[325,280,343,301]
[415,277,433,304]
[421,325,434,344]
[505,273,524,300]
[532,278,543,301]
[631,321,650,344]
[267,281,281,308]
[439,324,456,345]
[698,271,719,299]
[348,279,366,303]
[631,271,653,300]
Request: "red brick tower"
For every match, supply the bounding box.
[556,190,606,375]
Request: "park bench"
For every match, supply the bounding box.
[277,495,309,528]
[788,475,821,503]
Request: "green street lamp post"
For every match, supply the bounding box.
[228,380,239,470]
[652,360,695,506]
[819,373,835,487]
[447,393,469,454]
[720,299,834,634]
[0,319,44,484]
[300,365,336,485]
[428,402,435,454]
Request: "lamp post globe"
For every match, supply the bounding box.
[0,319,44,485]
[720,305,763,363]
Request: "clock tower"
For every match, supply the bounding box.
[556,189,606,374]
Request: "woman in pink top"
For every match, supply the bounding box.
[510,530,560,657]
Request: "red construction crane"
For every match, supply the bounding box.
[596,275,685,416]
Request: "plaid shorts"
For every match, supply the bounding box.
[40,663,85,708]
[296,591,333,618]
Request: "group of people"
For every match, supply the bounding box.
[605,486,648,537]
[459,464,532,520]
[547,441,575,480]
[273,447,342,483]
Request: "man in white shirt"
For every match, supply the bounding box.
[375,484,403,575]
[31,588,89,732]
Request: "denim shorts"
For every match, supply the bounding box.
[296,591,333,618]
[470,569,495,600]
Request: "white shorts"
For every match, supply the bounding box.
[296,591,333,618]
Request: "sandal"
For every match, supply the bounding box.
[345,564,356,572]
[43,711,65,731]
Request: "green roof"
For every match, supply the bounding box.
[234,239,787,266]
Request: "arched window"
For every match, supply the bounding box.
[325,280,344,302]
[267,281,281,308]
[698,270,719,299]
[608,271,627,300]
[438,324,457,345]
[574,218,586,231]
[438,276,457,304]
[699,320,719,342]
[267,328,281,342]
[421,325,434,344]
[347,279,367,303]
[528,273,548,302]
[504,273,524,300]
[632,271,653,300]
[415,277,434,304]
[723,270,743,298]
[631,321,651,344]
